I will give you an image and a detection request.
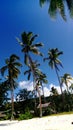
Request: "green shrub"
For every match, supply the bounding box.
[18,111,33,120]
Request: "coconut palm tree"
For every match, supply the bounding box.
[61,73,73,93]
[49,0,66,21]
[39,0,66,21]
[39,0,73,20]
[44,48,63,94]
[1,54,22,120]
[34,71,47,117]
[24,60,46,117]
[17,32,44,117]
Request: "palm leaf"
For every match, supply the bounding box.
[30,47,43,56]
[30,34,38,45]
[13,62,22,67]
[24,69,31,75]
[16,37,24,46]
[32,43,43,47]
[27,32,33,39]
[10,54,20,61]
[43,57,49,61]
[1,66,7,76]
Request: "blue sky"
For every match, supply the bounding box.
[0,0,73,96]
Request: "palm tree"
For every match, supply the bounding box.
[44,48,63,94]
[49,0,66,21]
[17,32,44,117]
[61,73,73,93]
[39,0,73,20]
[39,0,66,21]
[1,54,22,120]
[24,60,46,117]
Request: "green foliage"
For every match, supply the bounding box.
[39,0,73,20]
[3,113,11,120]
[0,81,9,106]
[18,108,33,120]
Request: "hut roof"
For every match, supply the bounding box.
[37,102,50,109]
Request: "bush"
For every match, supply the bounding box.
[18,109,33,120]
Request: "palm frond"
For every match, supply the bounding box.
[58,51,63,55]
[27,32,33,39]
[1,66,7,76]
[32,43,43,47]
[30,34,38,45]
[55,64,60,71]
[16,37,24,46]
[10,54,20,61]
[43,57,49,61]
[24,69,31,75]
[13,62,22,67]
[30,47,43,56]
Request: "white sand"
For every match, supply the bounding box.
[0,114,73,130]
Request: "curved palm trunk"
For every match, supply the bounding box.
[54,64,63,94]
[10,76,14,120]
[41,83,46,103]
[11,84,14,120]
[28,56,37,112]
[55,66,65,107]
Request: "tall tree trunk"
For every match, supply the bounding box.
[55,65,63,94]
[28,55,37,114]
[36,85,42,117]
[55,65,64,109]
[28,55,42,117]
[11,80,14,120]
[42,84,46,103]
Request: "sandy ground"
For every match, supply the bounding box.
[0,114,73,130]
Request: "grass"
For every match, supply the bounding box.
[50,111,73,116]
[41,111,73,119]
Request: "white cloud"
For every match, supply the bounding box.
[18,80,70,97]
[43,86,50,97]
[19,80,33,91]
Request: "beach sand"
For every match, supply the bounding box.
[0,114,73,130]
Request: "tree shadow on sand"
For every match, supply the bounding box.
[0,121,19,126]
